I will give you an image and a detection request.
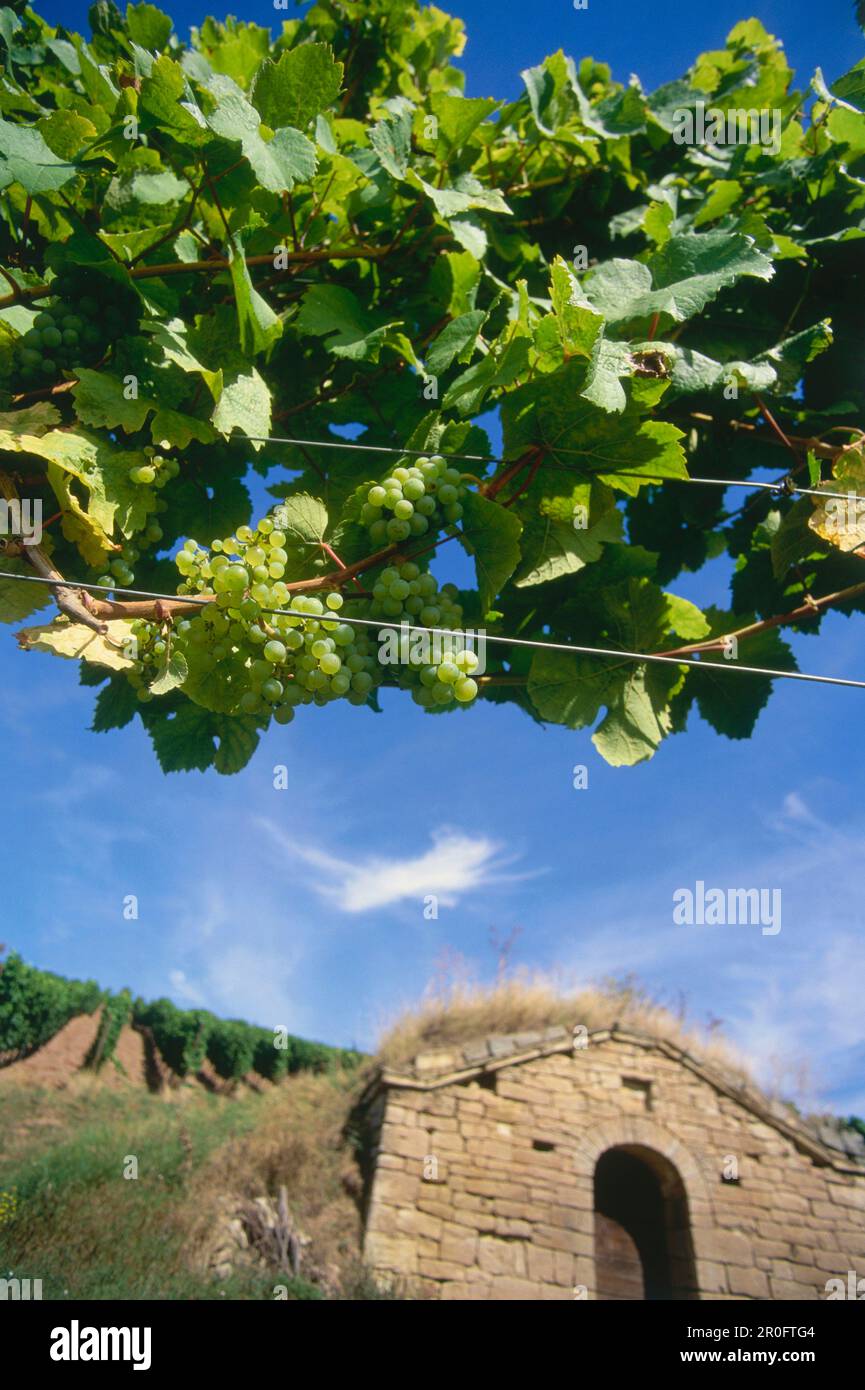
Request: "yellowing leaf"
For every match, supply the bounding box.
[809,447,865,553]
[17,618,137,671]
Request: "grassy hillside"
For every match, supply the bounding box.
[0,1070,392,1301]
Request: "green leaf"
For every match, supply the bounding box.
[0,402,60,435]
[139,55,208,142]
[211,367,271,450]
[429,93,498,156]
[693,179,742,227]
[0,555,52,624]
[70,372,216,447]
[527,646,682,767]
[91,676,140,732]
[251,43,343,130]
[71,370,154,434]
[425,310,485,376]
[592,666,681,767]
[142,702,217,772]
[0,424,155,552]
[274,492,328,548]
[770,499,820,579]
[832,60,865,112]
[580,336,654,413]
[150,649,188,695]
[548,256,603,359]
[197,16,271,88]
[212,715,260,774]
[504,370,687,497]
[105,168,189,210]
[147,318,222,401]
[205,74,316,193]
[682,609,797,740]
[583,231,774,327]
[296,284,397,362]
[527,648,617,731]
[406,169,511,219]
[460,490,522,609]
[0,116,77,193]
[150,407,215,449]
[670,347,776,395]
[515,497,622,587]
[754,320,833,393]
[228,233,282,357]
[126,2,172,51]
[369,106,412,180]
[37,110,98,160]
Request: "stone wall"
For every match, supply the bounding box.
[358,1028,865,1300]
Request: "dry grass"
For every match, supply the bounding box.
[373,969,755,1086]
[180,1070,367,1289]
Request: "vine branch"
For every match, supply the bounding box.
[660,580,865,659]
[0,244,392,310]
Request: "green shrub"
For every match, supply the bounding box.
[0,952,102,1058]
[206,1020,256,1080]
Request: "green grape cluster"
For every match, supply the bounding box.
[94,451,179,591]
[371,562,480,708]
[132,513,386,719]
[12,269,130,388]
[128,511,480,720]
[359,454,467,546]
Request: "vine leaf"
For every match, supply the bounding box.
[460,491,522,610]
[251,43,343,131]
[0,117,77,193]
[204,73,316,192]
[17,618,136,671]
[583,231,774,329]
[150,649,188,695]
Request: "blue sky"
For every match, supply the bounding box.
[4,1,864,1117]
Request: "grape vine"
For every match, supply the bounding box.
[0,2,862,774]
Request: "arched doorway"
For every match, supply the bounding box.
[594,1145,698,1300]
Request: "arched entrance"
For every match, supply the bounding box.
[594,1144,698,1300]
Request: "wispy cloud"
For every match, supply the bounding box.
[168,968,206,1007]
[258,820,534,913]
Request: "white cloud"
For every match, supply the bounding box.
[259,820,532,913]
[168,969,206,1006]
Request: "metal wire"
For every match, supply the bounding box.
[3,569,864,691]
[238,434,857,503]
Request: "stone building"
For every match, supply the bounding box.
[354,1024,865,1300]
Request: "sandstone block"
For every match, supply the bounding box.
[373,1170,420,1205]
[477,1235,527,1277]
[366,1233,418,1274]
[440,1231,478,1266]
[769,1277,819,1300]
[396,1207,443,1241]
[418,1257,471,1281]
[727,1266,769,1299]
[699,1230,753,1265]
